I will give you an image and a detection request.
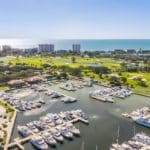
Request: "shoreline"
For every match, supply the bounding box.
[2,101,17,150]
[133,91,150,98]
[4,110,17,150]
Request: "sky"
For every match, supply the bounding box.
[0,0,150,39]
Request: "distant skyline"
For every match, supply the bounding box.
[1,39,150,50]
[0,0,150,39]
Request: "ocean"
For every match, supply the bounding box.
[0,39,150,51]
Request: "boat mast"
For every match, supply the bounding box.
[116,126,120,146]
[96,144,98,150]
[133,125,136,136]
[81,141,85,150]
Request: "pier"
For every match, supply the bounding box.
[7,137,31,150]
[7,116,88,150]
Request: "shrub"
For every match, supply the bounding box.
[138,79,148,87]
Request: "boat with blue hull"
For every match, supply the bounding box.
[135,118,150,128]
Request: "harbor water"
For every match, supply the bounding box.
[10,84,150,150]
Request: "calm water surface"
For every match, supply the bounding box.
[1,39,150,50]
[10,84,150,150]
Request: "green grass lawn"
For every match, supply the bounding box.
[0,56,15,64]
[10,57,123,75]
[0,86,9,91]
[0,100,15,145]
[0,100,15,118]
[9,56,150,96]
[122,72,150,96]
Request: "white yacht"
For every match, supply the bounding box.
[17,126,32,137]
[50,129,64,143]
[41,132,57,147]
[66,124,80,136]
[61,127,73,140]
[33,121,46,130]
[31,136,48,150]
[55,118,63,125]
[26,122,39,133]
[63,97,77,103]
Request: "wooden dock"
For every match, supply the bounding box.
[7,116,88,150]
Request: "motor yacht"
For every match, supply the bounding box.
[31,136,48,150]
[17,126,32,137]
[61,127,73,140]
[41,132,57,147]
[27,122,39,133]
[50,129,64,143]
[66,123,80,136]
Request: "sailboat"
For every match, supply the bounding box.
[95,144,98,150]
[111,126,120,149]
[116,126,120,145]
[80,141,85,150]
[133,125,136,136]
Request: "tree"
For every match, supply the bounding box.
[109,75,121,86]
[121,76,127,84]
[120,62,127,72]
[71,57,76,63]
[42,63,51,68]
[99,74,103,79]
[60,72,68,79]
[138,79,148,87]
[71,68,82,76]
[144,59,150,72]
[90,66,110,74]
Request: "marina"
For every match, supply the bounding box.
[122,107,150,128]
[1,1,150,149]
[110,133,150,150]
[0,84,78,112]
[7,83,150,150]
[89,87,132,103]
[7,110,88,149]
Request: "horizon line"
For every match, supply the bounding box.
[0,38,150,40]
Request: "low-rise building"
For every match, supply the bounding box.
[25,76,43,84]
[24,48,38,54]
[56,50,68,56]
[7,79,25,88]
[113,49,126,54]
[126,62,137,68]
[42,74,54,81]
[12,48,23,55]
[126,49,136,54]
